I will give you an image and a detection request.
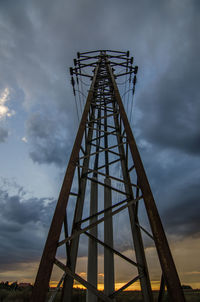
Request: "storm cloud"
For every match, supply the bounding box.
[0,0,200,287]
[1,0,199,165]
[0,180,56,269]
[26,112,71,166]
[163,181,200,238]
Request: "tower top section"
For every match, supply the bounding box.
[69,49,138,97]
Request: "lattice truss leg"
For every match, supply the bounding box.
[31,51,185,302]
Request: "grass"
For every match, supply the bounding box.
[0,288,199,301]
[0,287,31,302]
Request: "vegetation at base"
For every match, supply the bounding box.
[0,282,32,302]
[0,283,200,301]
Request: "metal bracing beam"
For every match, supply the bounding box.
[79,143,120,161]
[63,213,71,264]
[88,133,106,143]
[136,223,154,240]
[93,106,114,113]
[87,129,126,143]
[88,129,118,143]
[107,60,185,302]
[90,141,125,151]
[79,158,122,175]
[58,195,143,247]
[106,148,121,157]
[77,55,99,61]
[94,105,114,112]
[158,274,166,302]
[78,62,99,68]
[80,145,86,155]
[69,191,79,197]
[86,125,116,136]
[79,197,132,225]
[83,168,139,188]
[87,179,98,302]
[104,178,115,296]
[109,275,141,298]
[86,176,129,196]
[107,54,129,59]
[48,272,67,302]
[88,112,118,122]
[110,61,132,69]
[54,259,113,302]
[128,164,135,173]
[99,123,116,130]
[84,231,140,268]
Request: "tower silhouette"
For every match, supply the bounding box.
[31,50,185,302]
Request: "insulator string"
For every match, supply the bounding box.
[126,75,131,117]
[130,92,135,128]
[79,73,85,112]
[74,93,80,124]
[77,81,83,115]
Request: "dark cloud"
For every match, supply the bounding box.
[135,3,200,156]
[162,181,200,238]
[1,0,199,163]
[0,181,56,269]
[0,127,8,143]
[0,179,81,269]
[26,112,72,166]
[136,144,200,239]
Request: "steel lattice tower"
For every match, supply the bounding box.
[31,50,185,302]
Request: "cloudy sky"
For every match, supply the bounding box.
[0,0,200,290]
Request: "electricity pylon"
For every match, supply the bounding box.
[31,50,185,302]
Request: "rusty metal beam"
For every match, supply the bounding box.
[58,195,143,247]
[61,104,96,301]
[158,274,166,302]
[30,61,100,302]
[79,142,122,160]
[109,275,141,298]
[54,259,113,302]
[84,231,140,268]
[111,95,153,302]
[85,176,128,196]
[107,60,185,302]
[79,197,131,225]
